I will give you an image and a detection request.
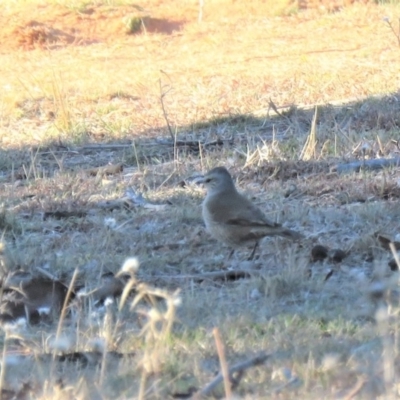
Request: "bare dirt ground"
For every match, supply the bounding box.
[1,0,400,398]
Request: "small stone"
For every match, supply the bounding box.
[388,258,399,271]
[329,249,347,263]
[250,288,261,300]
[311,245,329,262]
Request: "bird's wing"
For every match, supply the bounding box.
[226,218,279,228]
[225,200,279,228]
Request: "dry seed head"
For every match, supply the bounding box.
[148,308,162,321]
[172,295,182,307]
[104,217,117,229]
[120,257,140,275]
[321,353,340,371]
[37,307,51,316]
[272,366,293,381]
[104,297,114,307]
[76,288,89,297]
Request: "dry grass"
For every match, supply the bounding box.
[1,0,400,398]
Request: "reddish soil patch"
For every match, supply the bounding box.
[0,3,185,51]
[0,0,377,51]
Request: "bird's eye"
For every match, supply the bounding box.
[205,178,211,183]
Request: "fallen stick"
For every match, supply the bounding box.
[342,377,367,400]
[155,138,225,148]
[192,352,270,399]
[213,328,231,399]
[81,144,133,150]
[160,269,256,282]
[334,157,400,174]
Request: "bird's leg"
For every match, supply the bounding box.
[228,249,235,260]
[248,242,259,261]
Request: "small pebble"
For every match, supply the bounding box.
[311,245,329,262]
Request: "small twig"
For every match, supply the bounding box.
[192,352,270,399]
[132,140,141,173]
[198,0,204,23]
[376,234,400,251]
[334,157,400,174]
[213,328,231,399]
[343,377,367,400]
[138,370,147,400]
[35,266,58,281]
[55,268,79,340]
[268,98,284,117]
[389,242,400,270]
[156,138,224,148]
[159,269,255,282]
[159,72,174,141]
[300,106,318,161]
[324,269,334,282]
[81,144,133,150]
[383,17,400,47]
[199,140,204,171]
[0,331,9,400]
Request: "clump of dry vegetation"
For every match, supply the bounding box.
[1,0,400,398]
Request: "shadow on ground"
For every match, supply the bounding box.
[1,90,400,180]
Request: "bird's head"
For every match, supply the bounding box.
[200,166,236,194]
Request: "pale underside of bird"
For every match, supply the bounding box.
[200,166,302,259]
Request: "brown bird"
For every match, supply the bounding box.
[0,270,71,325]
[200,166,302,260]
